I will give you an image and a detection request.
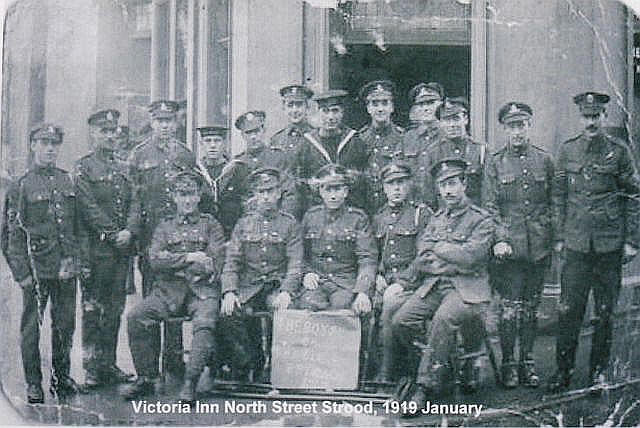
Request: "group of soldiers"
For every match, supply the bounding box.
[2,78,638,414]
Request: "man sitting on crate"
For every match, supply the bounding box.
[121,170,225,402]
[219,168,303,383]
[391,155,496,412]
[297,164,378,314]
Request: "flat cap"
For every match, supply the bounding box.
[313,89,349,107]
[437,97,469,120]
[573,91,609,115]
[498,102,533,124]
[30,123,64,143]
[197,126,228,137]
[409,82,445,104]
[149,100,179,118]
[88,109,120,129]
[280,84,314,101]
[359,80,395,102]
[380,161,412,183]
[235,111,266,132]
[431,156,468,181]
[249,167,281,191]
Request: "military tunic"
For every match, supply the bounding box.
[401,122,441,209]
[4,165,78,386]
[552,132,640,376]
[392,201,495,390]
[373,201,432,380]
[483,143,554,364]
[127,212,225,380]
[359,122,405,214]
[75,149,134,376]
[219,209,302,373]
[297,205,378,310]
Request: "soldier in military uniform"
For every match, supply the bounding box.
[270,84,315,219]
[373,162,432,384]
[391,157,496,410]
[75,109,134,387]
[483,102,554,388]
[297,164,377,313]
[358,80,405,214]
[126,100,197,377]
[548,92,640,392]
[293,90,370,213]
[401,82,445,209]
[4,124,81,403]
[219,168,302,381]
[122,170,225,402]
[196,126,246,238]
[430,97,486,206]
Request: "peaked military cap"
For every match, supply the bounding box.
[149,100,179,119]
[172,170,203,193]
[313,89,349,107]
[30,123,64,144]
[573,91,610,115]
[88,109,120,129]
[380,161,412,183]
[310,163,352,188]
[280,84,314,101]
[359,80,395,102]
[431,156,468,181]
[498,102,533,124]
[235,110,266,132]
[197,126,228,137]
[437,97,469,120]
[409,82,445,104]
[249,167,281,191]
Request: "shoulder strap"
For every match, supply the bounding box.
[303,132,333,163]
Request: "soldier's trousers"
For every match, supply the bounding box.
[379,288,413,380]
[392,282,487,390]
[296,281,356,311]
[127,286,218,380]
[81,254,129,374]
[21,278,76,385]
[557,249,622,376]
[492,257,548,364]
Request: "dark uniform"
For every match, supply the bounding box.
[297,165,378,310]
[401,83,445,209]
[4,124,80,402]
[219,169,302,379]
[75,110,134,385]
[293,90,370,213]
[358,80,405,214]
[549,92,640,390]
[373,163,432,382]
[430,97,486,207]
[124,171,225,400]
[483,102,554,387]
[392,158,495,401]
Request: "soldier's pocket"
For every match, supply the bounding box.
[497,173,517,200]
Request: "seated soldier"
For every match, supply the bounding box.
[373,162,432,384]
[391,156,496,413]
[297,164,377,313]
[121,170,225,403]
[219,168,302,382]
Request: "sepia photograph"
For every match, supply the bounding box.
[1,0,640,425]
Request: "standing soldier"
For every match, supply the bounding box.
[219,168,302,382]
[358,80,405,214]
[401,82,445,209]
[483,102,554,388]
[294,90,370,213]
[196,125,246,238]
[122,170,225,402]
[391,156,496,412]
[75,110,134,388]
[430,97,486,206]
[270,84,315,219]
[297,164,377,313]
[4,124,81,403]
[126,100,197,378]
[373,162,432,384]
[548,92,640,392]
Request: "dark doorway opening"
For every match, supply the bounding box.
[329,44,470,129]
